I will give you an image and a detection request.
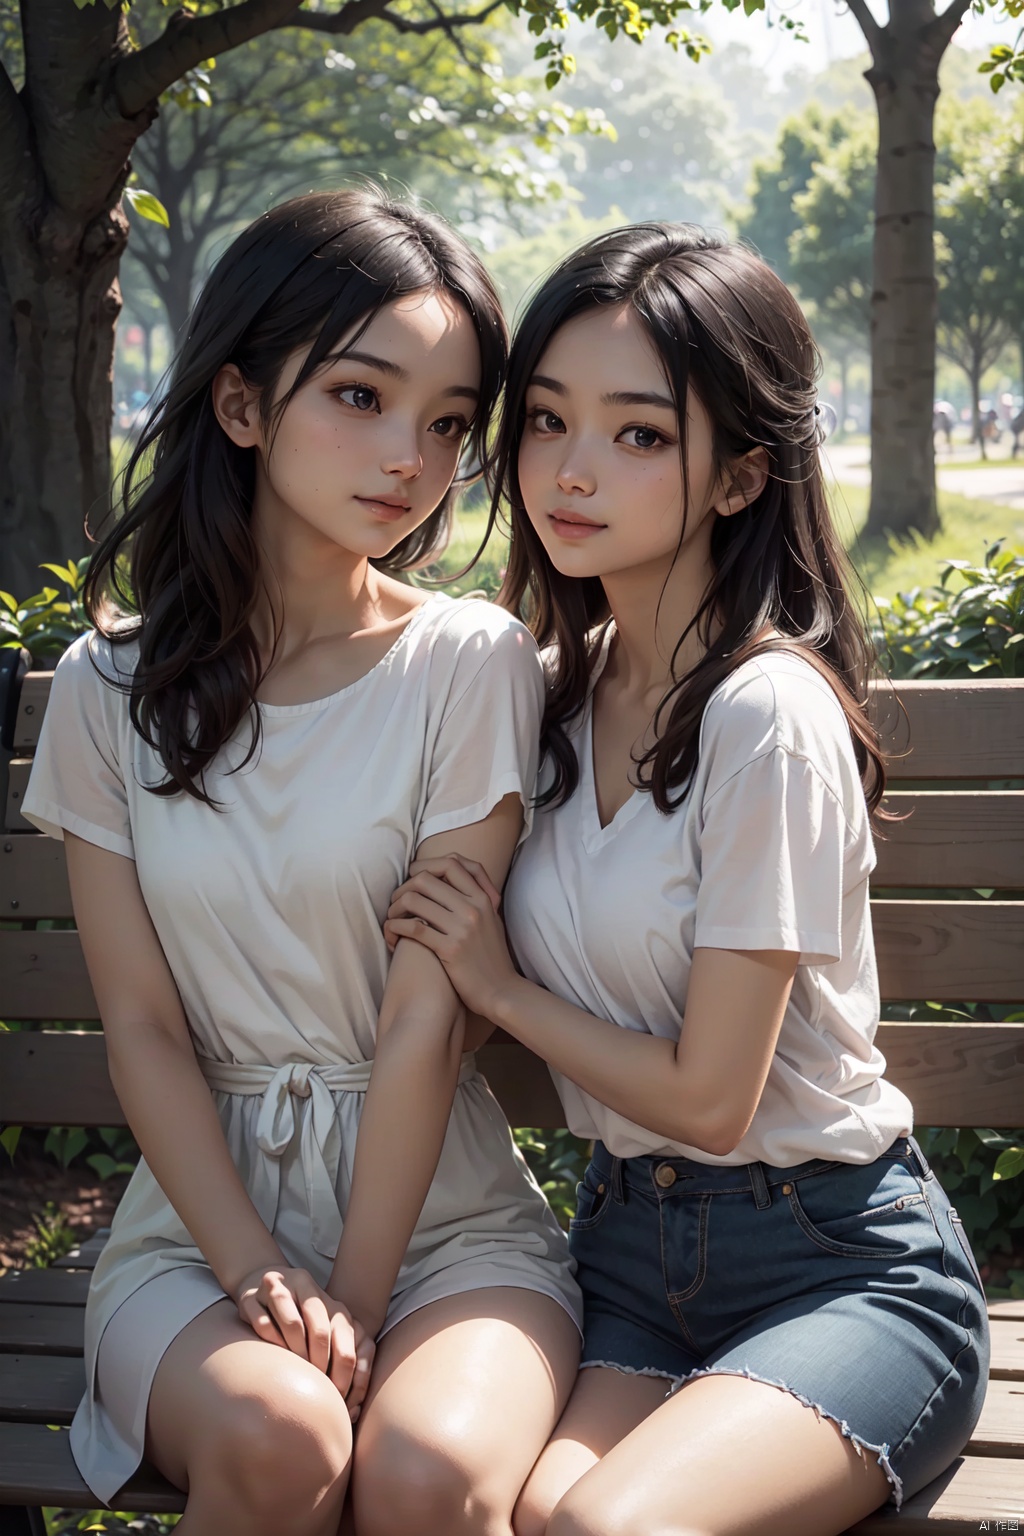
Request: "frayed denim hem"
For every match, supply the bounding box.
[580,1358,683,1385]
[670,1365,903,1510]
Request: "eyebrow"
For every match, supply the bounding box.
[331,349,479,402]
[528,375,674,412]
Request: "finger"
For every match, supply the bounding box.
[262,1280,309,1359]
[328,1312,357,1398]
[411,855,502,912]
[387,890,458,931]
[400,871,466,911]
[299,1294,332,1376]
[238,1296,287,1349]
[346,1333,375,1416]
[385,916,444,952]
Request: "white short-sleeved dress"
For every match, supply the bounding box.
[504,629,913,1167]
[23,592,581,1504]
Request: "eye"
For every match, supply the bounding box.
[336,384,380,413]
[527,406,565,435]
[429,415,470,440]
[619,424,668,450]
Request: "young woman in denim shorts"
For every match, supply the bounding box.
[386,223,991,1536]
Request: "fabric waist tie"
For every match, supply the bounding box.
[196,1053,479,1259]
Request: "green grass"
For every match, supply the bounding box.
[433,484,1024,607]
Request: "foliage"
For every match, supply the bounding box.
[515,1128,589,1227]
[23,1201,77,1268]
[788,114,874,352]
[0,558,91,665]
[874,541,1024,679]
[916,1124,1024,1296]
[45,1512,179,1534]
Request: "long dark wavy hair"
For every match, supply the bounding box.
[491,223,886,814]
[85,186,507,805]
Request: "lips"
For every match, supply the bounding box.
[548,509,607,539]
[358,495,413,521]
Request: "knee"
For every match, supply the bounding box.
[354,1423,504,1536]
[214,1368,352,1517]
[513,1472,559,1536]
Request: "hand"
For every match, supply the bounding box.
[233,1264,376,1420]
[385,854,519,1019]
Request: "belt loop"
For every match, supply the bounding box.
[611,1154,626,1205]
[748,1160,771,1210]
[906,1134,931,1179]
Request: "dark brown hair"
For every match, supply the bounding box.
[490,222,886,814]
[85,186,507,804]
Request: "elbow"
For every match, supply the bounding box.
[668,1101,753,1160]
[376,1007,466,1062]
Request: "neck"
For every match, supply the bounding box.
[250,484,377,656]
[600,540,715,700]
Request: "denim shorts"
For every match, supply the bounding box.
[569,1136,990,1508]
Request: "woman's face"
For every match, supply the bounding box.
[517,303,723,583]
[219,288,482,561]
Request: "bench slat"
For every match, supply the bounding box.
[874,792,1024,888]
[3,904,1022,1024]
[2,1025,1024,1130]
[847,1455,1024,1533]
[0,1272,90,1307]
[0,1356,83,1424]
[0,1422,184,1511]
[991,1319,1024,1381]
[3,761,32,834]
[871,679,1024,781]
[0,1306,83,1357]
[0,836,72,920]
[969,1379,1024,1456]
[12,672,1024,779]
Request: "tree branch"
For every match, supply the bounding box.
[928,0,973,53]
[842,0,885,59]
[0,56,34,208]
[114,0,305,118]
[281,0,504,41]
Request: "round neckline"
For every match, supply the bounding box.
[257,592,448,718]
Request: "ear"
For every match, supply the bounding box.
[211,364,263,449]
[715,446,769,518]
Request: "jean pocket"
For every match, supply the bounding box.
[570,1164,613,1232]
[948,1210,985,1293]
[786,1162,928,1260]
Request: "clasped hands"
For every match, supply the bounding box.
[232,1264,375,1422]
[384,854,521,1019]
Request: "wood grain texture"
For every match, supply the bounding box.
[3,1025,1024,1130]
[0,1271,90,1307]
[0,1356,83,1424]
[874,792,1024,888]
[969,1379,1024,1457]
[871,679,1024,780]
[0,1423,184,1510]
[0,1306,83,1356]
[847,1455,1024,1532]
[0,836,72,920]
[991,1319,1024,1381]
[871,902,1024,1000]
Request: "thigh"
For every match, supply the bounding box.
[550,1372,891,1536]
[514,1366,668,1536]
[144,1297,352,1491]
[355,1287,579,1510]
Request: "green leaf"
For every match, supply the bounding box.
[0,1126,22,1161]
[124,188,171,228]
[0,592,16,613]
[993,1147,1024,1182]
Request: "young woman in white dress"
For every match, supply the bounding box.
[386,223,990,1536]
[24,187,580,1536]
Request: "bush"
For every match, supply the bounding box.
[874,541,1024,679]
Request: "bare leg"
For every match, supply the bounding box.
[546,1372,891,1536]
[513,1367,668,1536]
[352,1287,579,1536]
[142,1298,352,1536]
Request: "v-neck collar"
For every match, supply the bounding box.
[580,622,645,854]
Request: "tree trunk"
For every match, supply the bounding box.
[969,356,986,460]
[0,205,129,595]
[864,10,944,541]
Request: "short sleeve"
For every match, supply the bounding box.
[417,607,544,847]
[694,746,847,965]
[21,633,135,861]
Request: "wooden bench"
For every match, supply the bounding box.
[1,660,1023,1533]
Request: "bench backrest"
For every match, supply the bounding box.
[1,667,1023,1130]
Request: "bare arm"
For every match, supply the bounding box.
[386,855,799,1158]
[327,793,523,1336]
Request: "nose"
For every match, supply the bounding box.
[381,420,423,480]
[555,455,597,497]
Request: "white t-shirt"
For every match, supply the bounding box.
[504,629,913,1167]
